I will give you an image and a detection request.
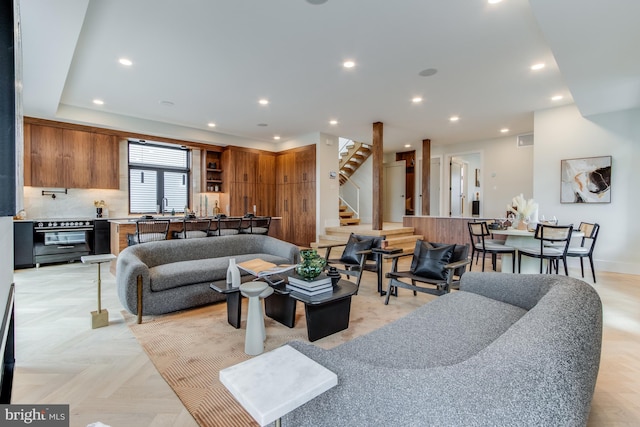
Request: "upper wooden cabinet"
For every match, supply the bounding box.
[224,148,259,183]
[258,153,276,184]
[26,123,119,189]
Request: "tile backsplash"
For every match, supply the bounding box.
[23,186,128,219]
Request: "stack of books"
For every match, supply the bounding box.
[286,273,333,296]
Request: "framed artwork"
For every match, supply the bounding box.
[560,156,612,203]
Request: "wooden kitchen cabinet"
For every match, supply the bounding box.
[276,152,295,184]
[27,124,119,189]
[258,153,276,185]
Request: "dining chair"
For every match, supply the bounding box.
[518,224,573,275]
[249,216,271,235]
[567,222,600,282]
[217,216,242,236]
[467,221,516,272]
[174,218,211,239]
[131,219,170,244]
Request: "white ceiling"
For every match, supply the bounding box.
[18,0,640,153]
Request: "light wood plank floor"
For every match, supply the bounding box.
[11,259,640,427]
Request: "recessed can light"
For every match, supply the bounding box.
[159,100,175,107]
[418,68,438,77]
[273,135,281,140]
[257,123,268,127]
[404,144,412,148]
[488,0,502,4]
[449,116,459,122]
[531,63,545,71]
[207,122,216,128]
[412,97,423,103]
[551,95,564,101]
[92,99,104,105]
[329,120,338,125]
[118,58,133,66]
[258,99,269,105]
[343,60,355,69]
[500,128,509,133]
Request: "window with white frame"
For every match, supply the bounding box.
[128,141,190,214]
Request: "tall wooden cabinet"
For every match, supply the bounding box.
[221,148,276,217]
[276,145,316,247]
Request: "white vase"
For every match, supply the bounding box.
[227,258,241,288]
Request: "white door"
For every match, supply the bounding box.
[450,159,464,216]
[384,161,406,222]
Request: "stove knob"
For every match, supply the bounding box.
[63,222,68,227]
[73,222,78,226]
[85,221,90,226]
[38,222,43,227]
[53,222,58,227]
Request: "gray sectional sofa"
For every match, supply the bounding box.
[281,272,602,426]
[116,234,299,322]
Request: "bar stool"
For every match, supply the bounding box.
[240,281,269,356]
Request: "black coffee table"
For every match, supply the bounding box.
[210,277,358,342]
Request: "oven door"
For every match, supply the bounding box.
[34,229,91,264]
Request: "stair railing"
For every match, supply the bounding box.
[339,172,360,219]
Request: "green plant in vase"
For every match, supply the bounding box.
[296,249,326,280]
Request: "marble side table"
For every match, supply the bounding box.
[81,254,117,329]
[220,344,338,426]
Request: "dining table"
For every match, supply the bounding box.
[490,227,583,274]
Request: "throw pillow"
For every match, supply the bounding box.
[411,243,456,280]
[339,235,374,265]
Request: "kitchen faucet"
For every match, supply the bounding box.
[161,197,168,216]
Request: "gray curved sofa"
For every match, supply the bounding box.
[116,234,298,322]
[280,272,602,426]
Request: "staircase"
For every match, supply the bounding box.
[314,224,423,254]
[339,203,360,226]
[339,141,372,185]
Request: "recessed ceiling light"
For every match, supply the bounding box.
[92,99,104,105]
[449,116,459,122]
[551,95,564,101]
[306,0,328,4]
[500,128,509,133]
[418,68,438,77]
[257,123,268,127]
[329,120,338,125]
[531,63,545,71]
[118,58,132,66]
[488,0,502,4]
[207,122,216,128]
[273,135,281,140]
[343,60,355,69]
[258,99,269,105]
[159,100,174,107]
[404,144,412,148]
[412,97,423,103]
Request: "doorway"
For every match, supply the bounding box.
[384,161,406,222]
[449,159,466,216]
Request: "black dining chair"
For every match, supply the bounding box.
[128,219,170,245]
[468,221,516,272]
[518,224,573,275]
[567,222,600,282]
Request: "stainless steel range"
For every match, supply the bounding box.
[33,219,95,266]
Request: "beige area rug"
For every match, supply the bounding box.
[125,284,434,426]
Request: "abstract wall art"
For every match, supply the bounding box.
[560,156,612,203]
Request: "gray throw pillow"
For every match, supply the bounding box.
[340,235,374,265]
[411,242,456,280]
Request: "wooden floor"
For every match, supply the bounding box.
[10,258,640,427]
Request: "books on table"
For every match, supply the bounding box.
[286,273,333,296]
[237,259,296,277]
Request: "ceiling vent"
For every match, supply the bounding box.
[517,133,534,147]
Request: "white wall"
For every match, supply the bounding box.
[348,157,373,224]
[429,135,534,218]
[317,133,340,235]
[534,104,640,275]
